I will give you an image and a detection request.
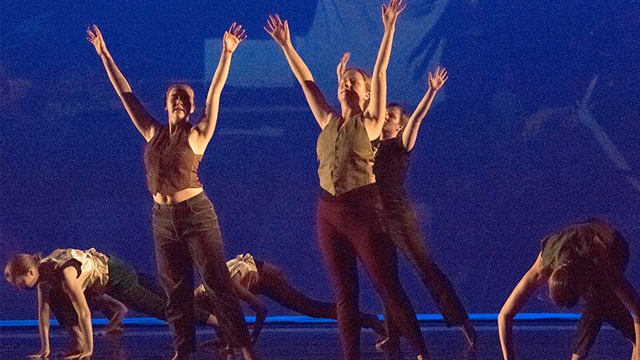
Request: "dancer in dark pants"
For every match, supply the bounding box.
[87,24,256,360]
[4,249,217,359]
[265,2,429,359]
[194,254,386,345]
[498,221,640,360]
[368,67,475,356]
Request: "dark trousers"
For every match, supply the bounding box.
[382,193,469,328]
[152,192,250,354]
[573,283,636,356]
[256,262,381,332]
[316,185,427,360]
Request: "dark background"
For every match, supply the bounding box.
[1,0,639,319]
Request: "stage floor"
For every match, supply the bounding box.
[0,323,633,359]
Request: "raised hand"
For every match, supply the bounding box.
[86,25,108,56]
[223,22,246,54]
[428,66,448,91]
[264,14,291,47]
[336,52,351,81]
[382,0,406,29]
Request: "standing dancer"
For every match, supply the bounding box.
[357,67,476,351]
[498,221,640,360]
[265,1,429,359]
[87,24,256,360]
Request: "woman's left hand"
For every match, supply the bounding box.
[428,66,448,91]
[64,350,93,360]
[223,22,246,54]
[336,52,351,81]
[382,0,406,29]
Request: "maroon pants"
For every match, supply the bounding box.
[316,185,427,360]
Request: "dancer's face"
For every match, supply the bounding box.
[13,267,38,289]
[382,106,403,138]
[166,86,194,123]
[338,70,370,107]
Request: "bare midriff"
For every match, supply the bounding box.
[153,187,203,205]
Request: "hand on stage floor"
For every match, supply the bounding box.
[264,14,291,48]
[28,348,50,359]
[223,22,246,54]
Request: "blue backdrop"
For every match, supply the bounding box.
[1,0,639,320]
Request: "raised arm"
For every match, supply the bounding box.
[402,67,448,151]
[189,23,246,155]
[610,276,640,360]
[362,0,405,140]
[265,14,336,129]
[498,253,548,360]
[87,25,160,142]
[31,284,51,359]
[61,267,93,360]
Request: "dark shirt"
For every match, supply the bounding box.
[143,121,203,195]
[372,135,411,193]
[540,222,629,280]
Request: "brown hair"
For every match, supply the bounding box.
[4,253,40,286]
[548,259,591,308]
[387,103,410,128]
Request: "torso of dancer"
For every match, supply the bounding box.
[498,221,640,360]
[87,24,257,360]
[371,69,476,349]
[4,248,215,359]
[194,254,386,345]
[265,2,429,359]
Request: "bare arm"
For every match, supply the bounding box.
[229,275,267,343]
[362,0,405,140]
[93,294,128,335]
[265,14,337,129]
[31,284,51,359]
[190,23,246,154]
[498,253,548,360]
[610,276,640,360]
[61,267,93,359]
[402,67,448,151]
[87,25,160,142]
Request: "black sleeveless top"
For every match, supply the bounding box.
[372,135,411,194]
[143,121,203,195]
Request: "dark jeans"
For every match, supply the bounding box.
[152,192,250,354]
[316,185,427,360]
[382,193,469,328]
[255,262,381,332]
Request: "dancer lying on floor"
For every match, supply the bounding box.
[5,248,218,359]
[498,220,640,360]
[194,254,386,345]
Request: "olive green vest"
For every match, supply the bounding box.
[317,114,376,196]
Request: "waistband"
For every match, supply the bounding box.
[319,183,379,202]
[153,191,210,210]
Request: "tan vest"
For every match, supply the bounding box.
[317,114,376,196]
[41,248,110,294]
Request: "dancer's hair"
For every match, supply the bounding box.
[4,253,40,286]
[548,260,589,308]
[387,103,410,128]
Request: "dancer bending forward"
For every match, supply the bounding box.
[498,221,640,360]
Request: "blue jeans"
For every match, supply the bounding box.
[152,192,250,354]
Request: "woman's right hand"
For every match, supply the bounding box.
[28,348,50,359]
[336,52,351,81]
[86,25,108,56]
[382,0,406,29]
[264,14,291,48]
